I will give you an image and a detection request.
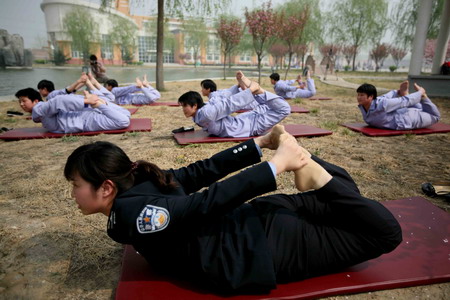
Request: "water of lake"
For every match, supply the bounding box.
[0,66,242,97]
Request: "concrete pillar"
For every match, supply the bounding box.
[408,0,434,76]
[431,0,450,74]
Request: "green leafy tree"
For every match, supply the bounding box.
[391,0,445,50]
[63,7,98,65]
[330,0,388,71]
[183,18,209,68]
[110,16,138,66]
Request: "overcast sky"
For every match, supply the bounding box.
[0,0,394,49]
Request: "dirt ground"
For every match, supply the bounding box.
[0,74,449,299]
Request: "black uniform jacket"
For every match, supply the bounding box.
[107,139,278,292]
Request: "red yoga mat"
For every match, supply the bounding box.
[115,196,450,300]
[132,101,179,107]
[342,122,450,136]
[173,124,332,145]
[0,118,152,141]
[236,106,309,114]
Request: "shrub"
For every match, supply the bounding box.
[34,59,46,64]
[52,49,70,66]
[389,65,397,72]
[344,65,351,71]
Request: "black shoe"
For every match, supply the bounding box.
[422,182,450,197]
[1,127,13,132]
[172,126,194,134]
[7,110,23,116]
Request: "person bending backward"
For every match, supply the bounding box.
[178,71,291,138]
[16,82,130,134]
[201,78,259,111]
[270,70,316,99]
[356,81,440,130]
[37,73,87,100]
[105,75,161,105]
[64,125,402,293]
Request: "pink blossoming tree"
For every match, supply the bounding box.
[268,44,289,70]
[216,16,244,79]
[388,46,408,69]
[245,1,276,82]
[276,7,310,79]
[370,43,389,72]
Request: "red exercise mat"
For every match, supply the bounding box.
[127,108,139,114]
[0,118,152,141]
[236,106,309,114]
[115,196,450,300]
[342,122,450,136]
[132,101,179,107]
[173,124,332,145]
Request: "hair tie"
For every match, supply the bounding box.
[131,161,138,171]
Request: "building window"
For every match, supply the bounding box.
[240,53,251,62]
[71,44,82,59]
[139,36,156,62]
[206,37,220,62]
[101,34,113,60]
[139,36,173,63]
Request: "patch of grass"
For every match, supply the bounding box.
[124,131,140,138]
[293,98,304,105]
[174,155,186,164]
[4,118,17,124]
[310,108,319,114]
[376,164,393,175]
[61,135,80,143]
[404,133,415,139]
[341,128,358,136]
[320,120,339,131]
[312,149,321,156]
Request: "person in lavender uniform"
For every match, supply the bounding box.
[37,73,87,100]
[105,75,161,105]
[15,78,130,134]
[356,81,440,130]
[178,71,291,138]
[270,68,316,99]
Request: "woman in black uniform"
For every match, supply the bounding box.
[64,126,401,293]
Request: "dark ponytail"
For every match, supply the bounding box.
[64,141,177,195]
[132,160,178,193]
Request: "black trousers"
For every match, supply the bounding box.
[251,156,402,282]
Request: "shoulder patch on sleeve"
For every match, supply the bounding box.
[136,205,170,234]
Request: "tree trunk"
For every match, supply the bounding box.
[156,0,165,91]
[284,51,293,80]
[257,54,262,83]
[223,52,227,80]
[352,53,357,71]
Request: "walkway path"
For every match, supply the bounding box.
[317,75,390,94]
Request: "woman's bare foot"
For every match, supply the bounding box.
[294,148,332,192]
[236,71,264,94]
[398,81,409,96]
[136,77,143,88]
[142,74,150,87]
[255,124,288,150]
